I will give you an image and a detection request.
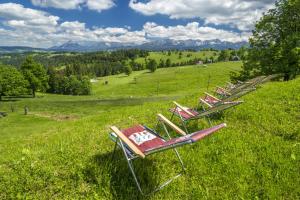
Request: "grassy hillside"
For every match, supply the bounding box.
[0,61,299,199]
[135,51,219,65]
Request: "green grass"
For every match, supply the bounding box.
[135,51,219,65]
[0,61,299,199]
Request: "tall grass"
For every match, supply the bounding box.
[0,61,299,199]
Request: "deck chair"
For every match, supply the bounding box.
[109,114,226,195]
[215,85,256,101]
[224,76,266,92]
[216,74,279,100]
[170,98,242,133]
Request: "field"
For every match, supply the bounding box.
[0,61,299,199]
[135,51,219,65]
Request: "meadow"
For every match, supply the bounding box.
[0,61,299,199]
[135,51,219,65]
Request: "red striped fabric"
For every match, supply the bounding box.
[121,125,165,153]
[204,95,219,105]
[170,107,199,120]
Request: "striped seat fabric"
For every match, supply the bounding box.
[169,107,199,120]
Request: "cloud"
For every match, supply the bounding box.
[0,3,59,33]
[129,0,275,31]
[0,3,250,48]
[143,22,249,43]
[31,0,115,12]
[86,0,115,12]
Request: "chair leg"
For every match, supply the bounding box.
[170,111,175,121]
[160,122,185,171]
[181,120,189,134]
[110,140,118,163]
[117,135,185,196]
[119,139,144,194]
[206,116,212,126]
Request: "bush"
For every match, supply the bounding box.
[147,59,157,73]
[123,65,132,76]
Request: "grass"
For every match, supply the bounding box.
[0,61,299,199]
[135,51,219,65]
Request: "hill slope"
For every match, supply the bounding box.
[0,62,299,199]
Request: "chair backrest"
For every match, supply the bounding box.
[110,126,146,158]
[158,113,186,135]
[197,101,243,117]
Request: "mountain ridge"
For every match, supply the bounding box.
[0,39,248,53]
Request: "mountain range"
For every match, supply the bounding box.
[0,39,248,53]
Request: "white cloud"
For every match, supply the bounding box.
[0,3,59,25]
[86,0,115,12]
[0,3,59,33]
[129,0,275,31]
[31,0,84,10]
[31,0,115,12]
[143,22,249,43]
[0,3,250,48]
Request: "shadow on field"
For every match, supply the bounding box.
[84,150,159,200]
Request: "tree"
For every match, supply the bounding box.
[21,56,48,97]
[158,59,165,68]
[165,58,171,67]
[239,0,300,81]
[0,65,28,100]
[147,59,157,72]
[79,76,92,95]
[218,50,231,61]
[124,65,132,76]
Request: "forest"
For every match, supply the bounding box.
[0,48,245,99]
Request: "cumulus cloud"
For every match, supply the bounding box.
[0,3,59,33]
[129,0,275,31]
[0,3,250,48]
[86,0,115,12]
[31,0,115,12]
[143,22,249,42]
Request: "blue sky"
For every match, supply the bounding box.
[0,0,275,47]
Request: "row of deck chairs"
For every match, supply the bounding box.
[108,74,276,195]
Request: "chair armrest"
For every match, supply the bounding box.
[199,98,213,108]
[110,126,145,158]
[157,114,186,136]
[173,101,195,117]
[216,86,231,95]
[204,92,221,102]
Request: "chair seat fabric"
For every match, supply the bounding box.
[170,107,199,120]
[204,95,219,105]
[216,87,229,96]
[120,125,165,153]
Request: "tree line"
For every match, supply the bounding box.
[0,57,92,100]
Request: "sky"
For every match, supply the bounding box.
[0,0,276,48]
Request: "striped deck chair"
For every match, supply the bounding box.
[215,85,256,101]
[109,114,226,195]
[170,97,242,132]
[215,74,279,100]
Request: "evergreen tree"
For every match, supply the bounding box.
[147,59,157,72]
[165,58,171,67]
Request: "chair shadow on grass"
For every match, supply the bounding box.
[84,150,160,200]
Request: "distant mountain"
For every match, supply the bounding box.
[0,46,45,53]
[49,39,248,52]
[0,39,248,53]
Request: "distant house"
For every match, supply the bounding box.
[232,55,240,61]
[90,79,98,83]
[196,60,203,65]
